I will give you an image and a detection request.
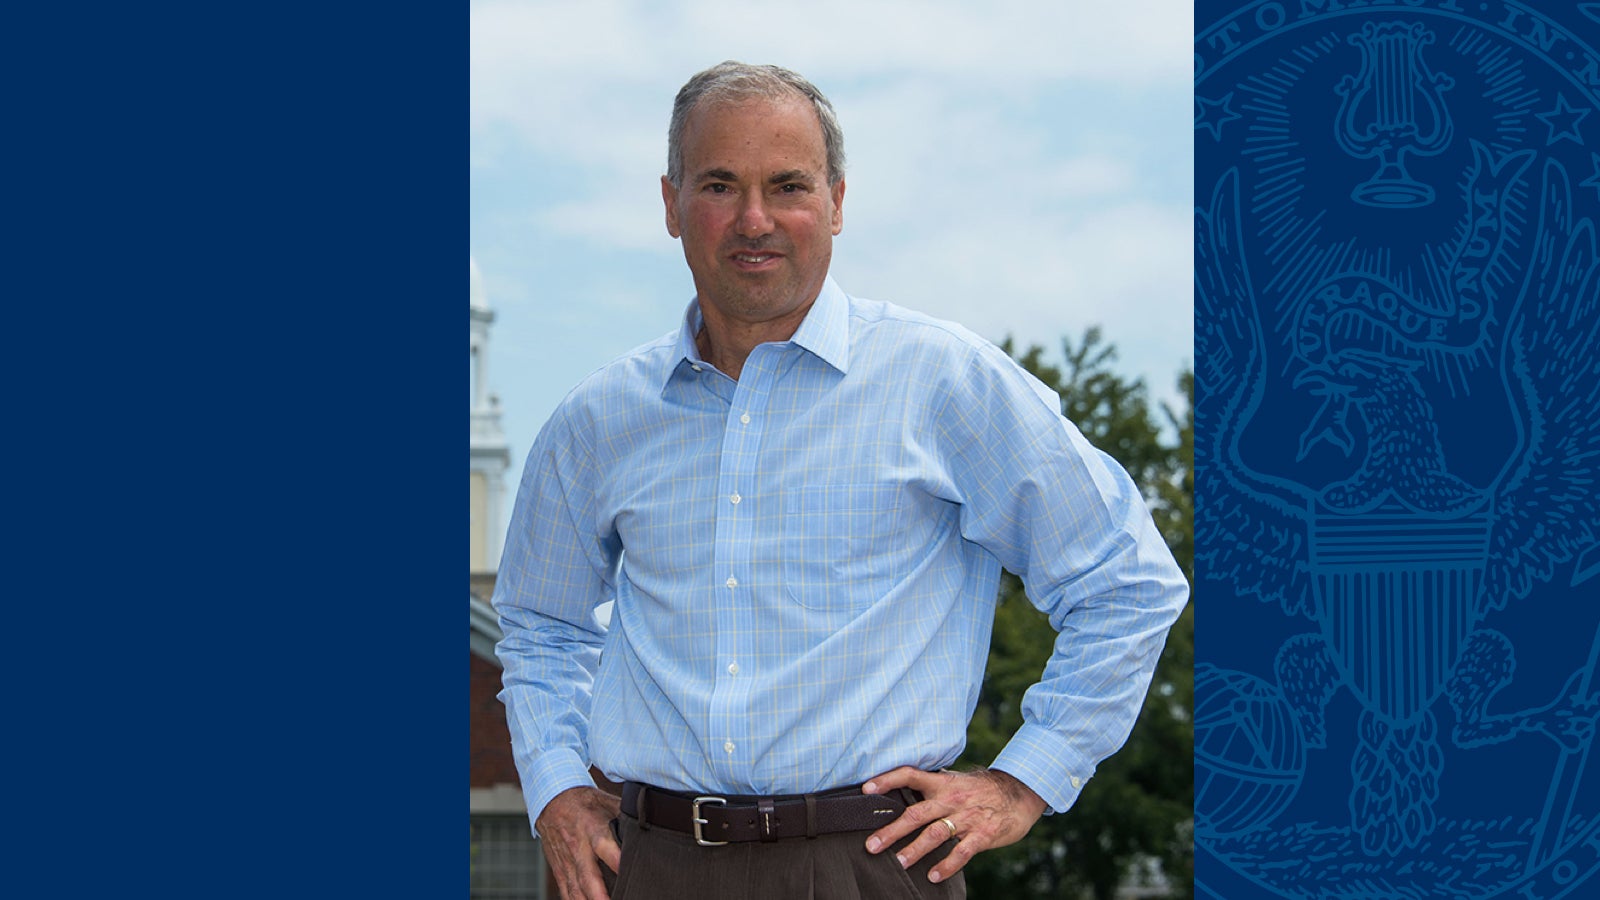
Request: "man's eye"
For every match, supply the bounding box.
[706,183,730,194]
[779,183,804,193]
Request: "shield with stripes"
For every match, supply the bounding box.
[1309,495,1493,725]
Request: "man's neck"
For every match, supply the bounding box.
[695,301,814,382]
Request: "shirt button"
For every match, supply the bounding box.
[726,576,738,589]
[727,662,740,676]
[1070,776,1082,789]
[691,365,702,372]
[730,492,742,505]
[740,413,751,425]
[724,741,735,754]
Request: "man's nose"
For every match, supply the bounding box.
[735,195,774,238]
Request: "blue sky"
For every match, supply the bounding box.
[471,0,1193,555]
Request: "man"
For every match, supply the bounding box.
[493,61,1188,899]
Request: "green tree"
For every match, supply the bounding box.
[960,330,1194,900]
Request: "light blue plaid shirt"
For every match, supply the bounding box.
[494,278,1188,829]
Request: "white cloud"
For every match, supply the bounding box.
[470,0,1191,83]
[470,0,1192,161]
[841,200,1190,347]
[1043,155,1139,199]
[534,191,677,253]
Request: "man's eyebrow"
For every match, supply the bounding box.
[694,168,738,184]
[767,170,814,186]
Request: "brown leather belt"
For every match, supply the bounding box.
[620,781,917,846]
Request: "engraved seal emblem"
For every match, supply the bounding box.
[1195,3,1600,897]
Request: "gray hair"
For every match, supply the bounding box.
[666,61,846,189]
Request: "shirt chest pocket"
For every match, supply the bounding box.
[782,483,908,611]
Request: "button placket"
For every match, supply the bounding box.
[707,344,783,784]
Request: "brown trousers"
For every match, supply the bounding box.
[603,812,967,899]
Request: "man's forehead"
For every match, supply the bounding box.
[683,95,824,148]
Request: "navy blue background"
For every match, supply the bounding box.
[11,5,458,896]
[17,2,1596,896]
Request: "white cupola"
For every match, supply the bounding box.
[470,258,511,572]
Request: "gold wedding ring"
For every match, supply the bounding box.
[939,817,958,838]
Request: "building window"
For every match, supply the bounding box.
[470,814,548,900]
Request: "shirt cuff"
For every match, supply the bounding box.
[990,721,1095,815]
[521,747,600,836]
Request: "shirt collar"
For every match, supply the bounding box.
[667,276,851,388]
[787,277,850,375]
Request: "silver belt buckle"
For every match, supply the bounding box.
[691,796,728,846]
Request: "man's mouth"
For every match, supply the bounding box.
[730,252,780,266]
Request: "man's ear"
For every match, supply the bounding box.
[830,178,846,235]
[662,176,681,238]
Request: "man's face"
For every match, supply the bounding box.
[662,96,845,330]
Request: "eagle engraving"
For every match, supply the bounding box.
[1195,153,1600,858]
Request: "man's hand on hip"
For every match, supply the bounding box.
[861,766,1048,884]
[535,786,622,900]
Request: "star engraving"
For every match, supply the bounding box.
[1536,94,1589,147]
[1195,92,1241,142]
